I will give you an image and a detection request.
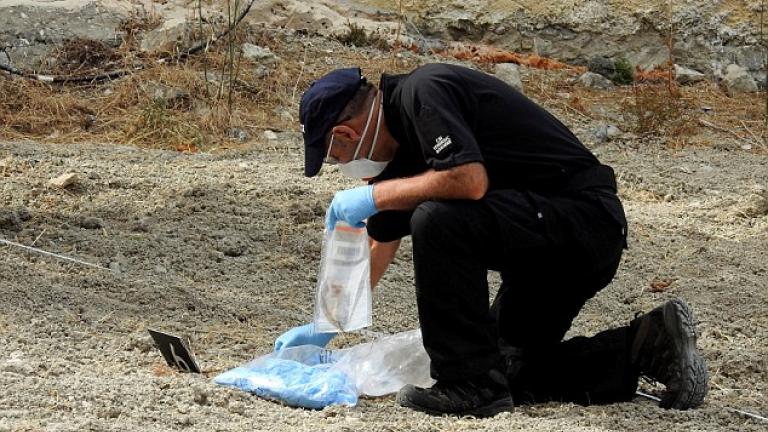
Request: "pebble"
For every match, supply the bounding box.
[593,123,622,142]
[48,173,78,189]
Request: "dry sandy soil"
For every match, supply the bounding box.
[1,105,766,431]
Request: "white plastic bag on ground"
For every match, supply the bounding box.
[335,329,434,396]
[313,223,372,332]
[214,330,433,408]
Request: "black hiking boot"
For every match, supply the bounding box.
[396,368,513,418]
[630,299,708,410]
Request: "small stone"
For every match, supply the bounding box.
[606,125,621,138]
[262,130,278,141]
[577,72,615,90]
[241,43,278,64]
[154,265,167,274]
[674,64,706,85]
[48,173,78,188]
[722,64,758,95]
[494,63,524,93]
[227,127,249,142]
[593,124,621,143]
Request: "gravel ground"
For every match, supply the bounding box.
[0,127,766,431]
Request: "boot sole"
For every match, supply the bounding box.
[396,392,514,418]
[660,299,708,410]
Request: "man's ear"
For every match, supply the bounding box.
[330,124,360,144]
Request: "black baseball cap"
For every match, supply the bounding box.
[299,67,365,177]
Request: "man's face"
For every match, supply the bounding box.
[324,90,396,166]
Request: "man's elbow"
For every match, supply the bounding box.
[467,181,488,200]
[463,163,489,200]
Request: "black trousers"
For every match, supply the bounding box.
[409,188,638,405]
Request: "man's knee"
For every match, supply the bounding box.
[410,200,483,240]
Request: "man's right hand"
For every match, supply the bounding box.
[274,323,337,351]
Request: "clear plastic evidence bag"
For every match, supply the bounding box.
[313,223,372,333]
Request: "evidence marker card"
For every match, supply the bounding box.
[148,329,202,374]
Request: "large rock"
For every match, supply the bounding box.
[140,18,193,54]
[674,64,706,85]
[494,63,524,93]
[723,64,758,95]
[577,72,614,90]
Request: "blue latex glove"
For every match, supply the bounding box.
[274,323,337,351]
[325,185,378,231]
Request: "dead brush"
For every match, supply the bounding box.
[50,38,122,75]
[336,21,390,50]
[622,82,691,140]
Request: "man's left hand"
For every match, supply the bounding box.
[325,185,378,230]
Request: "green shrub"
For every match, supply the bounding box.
[612,58,635,85]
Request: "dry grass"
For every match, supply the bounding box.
[0,21,764,153]
[0,26,420,150]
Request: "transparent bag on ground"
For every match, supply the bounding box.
[213,329,434,409]
[313,223,372,332]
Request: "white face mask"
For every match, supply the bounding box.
[327,92,390,179]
